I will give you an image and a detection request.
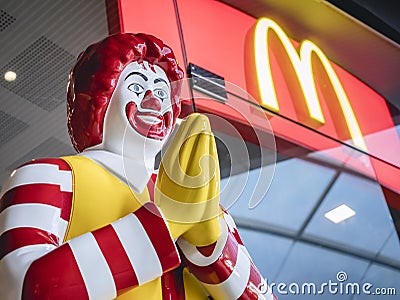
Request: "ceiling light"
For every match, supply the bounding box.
[4,71,17,82]
[324,204,356,224]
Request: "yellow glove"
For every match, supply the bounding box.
[155,113,221,246]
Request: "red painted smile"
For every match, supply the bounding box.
[125,102,172,140]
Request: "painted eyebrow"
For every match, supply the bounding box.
[124,72,148,81]
[154,78,169,86]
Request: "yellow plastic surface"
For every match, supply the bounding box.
[117,278,162,300]
[183,268,210,300]
[155,113,221,246]
[62,156,163,299]
[62,155,147,240]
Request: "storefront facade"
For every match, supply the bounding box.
[109,0,400,298]
[0,0,398,298]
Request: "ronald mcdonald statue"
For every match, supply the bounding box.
[0,33,276,300]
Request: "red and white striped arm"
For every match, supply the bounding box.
[0,159,73,299]
[22,201,180,299]
[0,159,181,300]
[177,210,277,300]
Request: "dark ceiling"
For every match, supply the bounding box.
[327,0,400,44]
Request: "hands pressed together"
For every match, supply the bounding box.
[155,113,221,247]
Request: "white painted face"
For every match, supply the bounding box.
[97,61,175,161]
[120,61,173,140]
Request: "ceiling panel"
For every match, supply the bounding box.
[6,136,74,171]
[0,0,108,187]
[0,110,28,144]
[0,36,75,111]
[0,9,15,32]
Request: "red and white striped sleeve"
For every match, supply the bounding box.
[177,210,277,300]
[0,158,180,300]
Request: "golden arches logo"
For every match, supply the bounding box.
[253,18,367,151]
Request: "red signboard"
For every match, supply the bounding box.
[115,0,399,193]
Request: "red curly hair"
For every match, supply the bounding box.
[67,33,184,152]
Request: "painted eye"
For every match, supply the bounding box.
[128,83,144,94]
[154,89,168,100]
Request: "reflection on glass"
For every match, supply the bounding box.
[190,79,400,299]
[304,172,395,257]
[218,136,400,299]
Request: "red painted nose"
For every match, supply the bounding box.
[141,90,161,111]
